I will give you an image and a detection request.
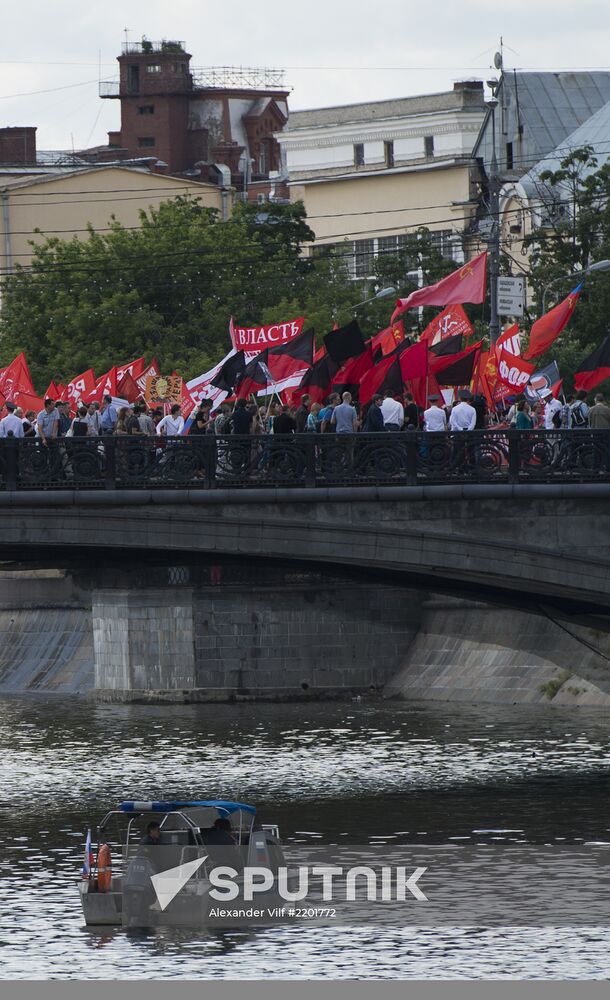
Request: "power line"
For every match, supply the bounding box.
[0,79,99,100]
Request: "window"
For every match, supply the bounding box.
[137,105,155,116]
[424,135,434,157]
[258,142,267,175]
[384,141,394,168]
[428,230,459,261]
[146,64,162,74]
[353,143,365,166]
[350,239,375,278]
[506,141,514,170]
[127,65,140,93]
[137,136,156,148]
[172,61,187,74]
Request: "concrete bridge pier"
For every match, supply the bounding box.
[89,564,422,701]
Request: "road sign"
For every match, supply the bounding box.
[497,276,525,317]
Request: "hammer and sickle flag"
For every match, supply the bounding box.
[144,375,182,405]
[392,251,487,323]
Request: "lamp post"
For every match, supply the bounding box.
[350,286,397,312]
[486,81,501,346]
[541,259,610,313]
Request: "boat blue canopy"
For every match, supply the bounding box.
[119,800,257,816]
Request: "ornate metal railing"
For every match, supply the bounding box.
[0,430,608,491]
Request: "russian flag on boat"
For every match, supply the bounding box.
[82,828,93,879]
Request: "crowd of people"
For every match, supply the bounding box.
[0,386,609,444]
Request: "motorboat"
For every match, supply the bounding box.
[79,799,286,927]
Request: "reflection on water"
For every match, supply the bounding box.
[0,696,610,979]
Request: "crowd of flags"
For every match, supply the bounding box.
[1,251,610,423]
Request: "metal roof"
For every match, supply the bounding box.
[521,95,610,197]
[474,71,610,176]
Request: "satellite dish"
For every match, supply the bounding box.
[494,51,503,71]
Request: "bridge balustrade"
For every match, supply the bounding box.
[0,430,608,490]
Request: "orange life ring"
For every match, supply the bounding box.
[97,843,112,892]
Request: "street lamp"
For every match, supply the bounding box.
[486,79,501,346]
[351,286,397,312]
[542,259,610,312]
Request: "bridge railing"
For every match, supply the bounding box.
[0,430,608,491]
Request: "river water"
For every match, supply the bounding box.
[1,695,609,980]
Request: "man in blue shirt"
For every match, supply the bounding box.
[100,394,118,435]
[331,392,358,433]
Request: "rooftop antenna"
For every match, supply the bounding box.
[123,26,130,51]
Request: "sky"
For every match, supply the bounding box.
[2,0,610,151]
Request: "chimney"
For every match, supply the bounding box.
[0,127,37,164]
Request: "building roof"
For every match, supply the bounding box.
[474,71,610,176]
[0,163,219,192]
[286,85,484,131]
[520,95,610,197]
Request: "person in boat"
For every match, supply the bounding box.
[140,821,162,845]
[201,817,236,845]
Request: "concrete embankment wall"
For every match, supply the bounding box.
[0,571,93,693]
[2,571,610,707]
[384,597,610,707]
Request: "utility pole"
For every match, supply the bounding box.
[487,80,501,345]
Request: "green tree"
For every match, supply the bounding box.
[523,146,610,389]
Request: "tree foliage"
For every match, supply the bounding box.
[523,146,610,386]
[0,196,469,389]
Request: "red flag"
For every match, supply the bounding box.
[117,357,146,380]
[65,369,96,407]
[398,340,429,408]
[359,354,397,405]
[496,323,522,356]
[392,252,487,322]
[12,388,44,413]
[495,348,536,391]
[419,304,474,346]
[116,372,141,404]
[371,320,405,358]
[44,380,63,400]
[524,285,582,360]
[0,353,35,399]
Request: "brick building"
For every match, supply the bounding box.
[98,38,289,199]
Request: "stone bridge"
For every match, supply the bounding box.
[0,430,609,702]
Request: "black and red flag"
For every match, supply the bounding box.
[332,345,375,393]
[295,348,340,404]
[235,351,273,399]
[428,333,464,357]
[429,341,482,386]
[324,319,366,365]
[267,328,315,382]
[574,334,610,392]
[212,351,246,392]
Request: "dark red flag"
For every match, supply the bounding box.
[371,320,405,360]
[392,252,487,322]
[524,285,582,360]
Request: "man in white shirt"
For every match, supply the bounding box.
[156,404,185,437]
[542,393,562,430]
[0,401,24,438]
[449,392,477,431]
[423,395,447,432]
[380,391,404,431]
